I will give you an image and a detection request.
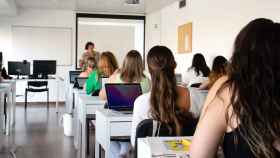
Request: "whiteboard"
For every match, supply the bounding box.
[11,26,72,65]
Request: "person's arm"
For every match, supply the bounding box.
[98,71,118,100]
[198,80,210,90]
[190,77,228,158]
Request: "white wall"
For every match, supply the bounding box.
[145,0,280,74]
[0,8,76,79]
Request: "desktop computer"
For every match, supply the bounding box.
[8,61,31,79]
[33,60,57,79]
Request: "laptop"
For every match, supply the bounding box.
[74,77,88,89]
[175,73,182,83]
[69,71,82,83]
[105,83,142,112]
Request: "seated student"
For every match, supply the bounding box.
[183,53,210,87]
[199,56,228,90]
[99,50,150,158]
[190,19,280,158]
[84,57,101,95]
[79,57,96,78]
[131,46,197,147]
[99,50,151,100]
[98,51,119,77]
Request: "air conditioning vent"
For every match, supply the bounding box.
[179,0,186,8]
[125,0,140,5]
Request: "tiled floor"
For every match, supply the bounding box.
[0,104,77,158]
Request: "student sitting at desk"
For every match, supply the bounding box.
[79,57,96,78]
[131,46,197,147]
[99,50,151,100]
[199,56,228,90]
[98,51,119,77]
[84,57,101,95]
[99,50,150,158]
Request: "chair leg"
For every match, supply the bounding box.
[25,90,27,110]
[47,90,49,109]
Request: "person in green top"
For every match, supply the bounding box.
[98,50,151,158]
[84,57,101,95]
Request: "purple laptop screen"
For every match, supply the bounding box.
[106,84,142,109]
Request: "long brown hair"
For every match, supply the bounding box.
[99,51,119,77]
[120,50,145,83]
[147,46,192,135]
[221,18,280,158]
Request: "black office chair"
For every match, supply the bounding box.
[25,81,49,109]
[134,119,198,158]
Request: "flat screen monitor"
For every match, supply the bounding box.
[33,60,56,75]
[8,61,31,76]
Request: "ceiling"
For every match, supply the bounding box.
[0,0,179,16]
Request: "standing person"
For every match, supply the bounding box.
[190,18,280,158]
[79,41,100,71]
[199,56,228,90]
[98,51,119,77]
[183,53,210,86]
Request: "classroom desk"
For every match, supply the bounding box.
[95,109,132,158]
[0,83,14,136]
[1,80,16,126]
[138,137,192,158]
[15,76,64,113]
[76,93,106,158]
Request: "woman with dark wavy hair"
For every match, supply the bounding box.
[190,18,280,158]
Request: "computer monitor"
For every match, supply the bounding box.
[105,83,142,111]
[33,60,56,77]
[8,61,31,77]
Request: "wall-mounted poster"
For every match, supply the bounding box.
[178,22,192,53]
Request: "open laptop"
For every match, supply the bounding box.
[74,77,88,89]
[105,83,142,113]
[175,73,182,83]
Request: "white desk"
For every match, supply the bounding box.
[138,137,192,158]
[76,93,106,158]
[0,83,14,136]
[15,76,64,113]
[1,80,16,126]
[95,109,132,158]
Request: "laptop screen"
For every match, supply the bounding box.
[105,83,142,110]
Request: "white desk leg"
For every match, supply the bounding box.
[5,92,12,135]
[11,84,16,127]
[56,78,59,113]
[0,93,4,133]
[95,141,100,158]
[81,111,86,158]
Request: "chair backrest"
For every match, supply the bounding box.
[69,71,82,83]
[134,119,198,158]
[27,81,48,88]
